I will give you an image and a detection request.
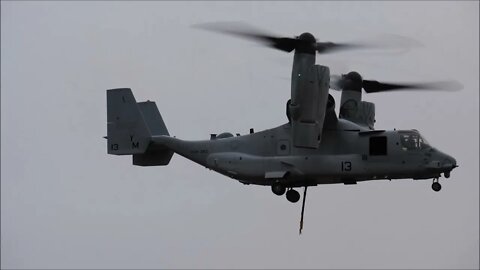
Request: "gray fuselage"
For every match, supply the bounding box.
[152,119,456,188]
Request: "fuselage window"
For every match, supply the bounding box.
[369,136,387,156]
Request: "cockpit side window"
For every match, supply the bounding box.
[399,131,429,151]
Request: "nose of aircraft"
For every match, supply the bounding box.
[441,151,457,167]
[439,151,458,178]
[425,148,457,177]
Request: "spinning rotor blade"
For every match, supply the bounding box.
[193,22,297,52]
[329,74,345,91]
[315,42,367,54]
[362,80,463,93]
[193,22,367,54]
[330,72,463,93]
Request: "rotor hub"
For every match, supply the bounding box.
[341,71,363,91]
[298,32,316,43]
[295,32,317,54]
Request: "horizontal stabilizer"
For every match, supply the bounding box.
[133,147,173,166]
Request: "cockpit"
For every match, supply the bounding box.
[398,130,430,151]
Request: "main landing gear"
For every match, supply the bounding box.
[271,183,308,234]
[271,182,286,196]
[286,189,300,203]
[271,183,301,203]
[432,178,441,192]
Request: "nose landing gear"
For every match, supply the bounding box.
[432,178,441,192]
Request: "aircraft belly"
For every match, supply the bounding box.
[276,155,432,184]
[206,152,267,182]
[284,154,365,183]
[206,150,438,186]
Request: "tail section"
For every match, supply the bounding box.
[107,88,151,155]
[137,101,169,136]
[134,101,174,166]
[106,88,173,166]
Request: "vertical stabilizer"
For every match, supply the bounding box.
[133,101,174,166]
[106,88,151,155]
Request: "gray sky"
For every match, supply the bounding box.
[1,1,478,269]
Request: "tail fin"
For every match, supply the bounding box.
[136,101,169,136]
[106,88,173,165]
[107,88,151,155]
[134,101,174,166]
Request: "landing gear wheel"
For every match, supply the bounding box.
[286,189,300,203]
[271,183,286,196]
[432,182,441,192]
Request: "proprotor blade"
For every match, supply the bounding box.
[330,71,463,93]
[329,72,363,91]
[362,80,463,93]
[192,22,297,52]
[193,22,369,55]
[315,42,367,54]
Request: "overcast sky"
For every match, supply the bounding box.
[1,1,479,269]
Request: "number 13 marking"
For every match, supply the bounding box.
[341,161,352,172]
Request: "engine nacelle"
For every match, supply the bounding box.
[288,65,330,148]
[339,90,361,120]
[338,72,375,129]
[340,90,375,130]
[359,101,375,129]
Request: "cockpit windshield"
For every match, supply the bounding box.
[398,130,430,151]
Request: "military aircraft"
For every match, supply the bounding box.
[105,23,459,233]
